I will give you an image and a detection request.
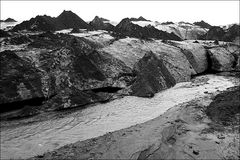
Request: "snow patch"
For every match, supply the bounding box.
[55,29,72,34]
[70,30,108,37]
[103,20,118,26]
[132,20,208,40]
[0,21,21,30]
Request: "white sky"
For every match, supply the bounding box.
[1,1,239,26]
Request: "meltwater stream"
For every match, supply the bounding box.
[0,75,237,159]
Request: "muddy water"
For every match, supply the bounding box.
[0,75,236,159]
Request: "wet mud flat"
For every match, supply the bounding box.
[31,76,240,160]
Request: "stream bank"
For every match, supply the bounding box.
[33,79,240,160]
[1,74,239,159]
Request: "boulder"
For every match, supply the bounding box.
[0,33,135,114]
[44,87,111,111]
[131,51,176,97]
[168,41,209,74]
[235,57,240,71]
[0,50,44,110]
[100,37,148,68]
[101,38,195,83]
[2,28,238,117]
[145,41,196,82]
[227,44,240,71]
[208,47,235,71]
